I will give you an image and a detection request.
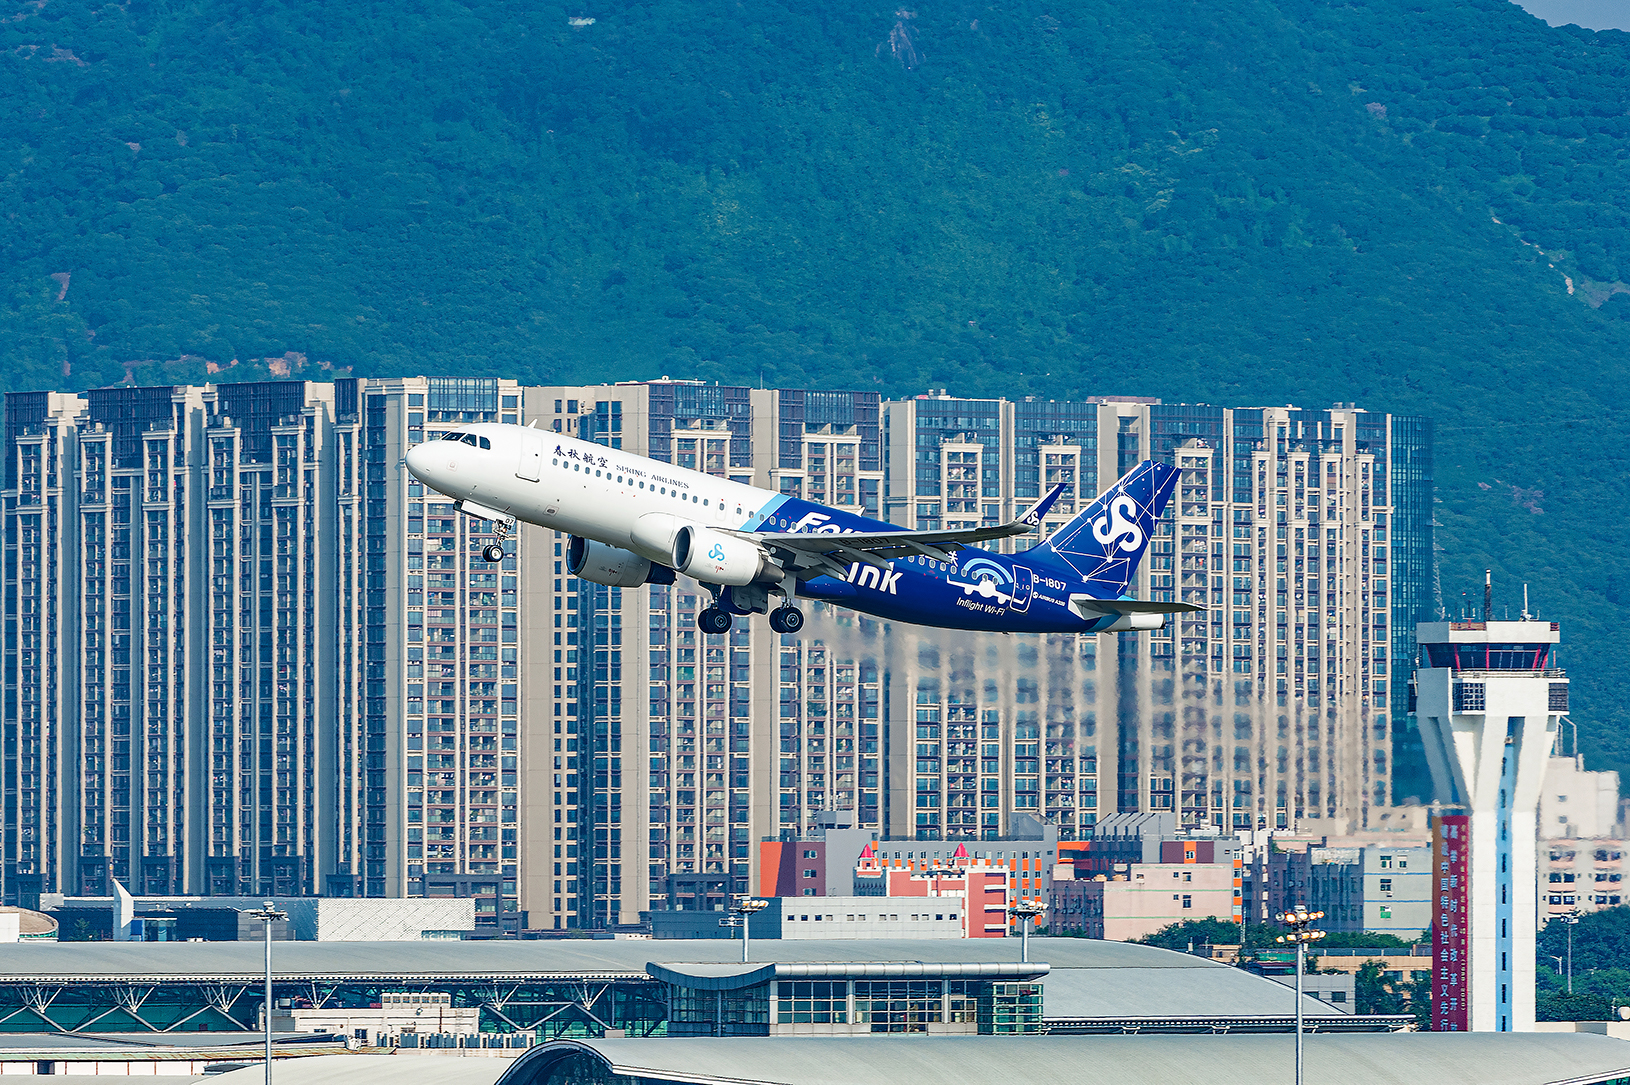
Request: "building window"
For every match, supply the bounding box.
[854,981,942,1032]
[776,981,847,1025]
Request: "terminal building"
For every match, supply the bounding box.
[0,938,1403,1038]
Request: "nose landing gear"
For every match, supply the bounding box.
[482,516,516,563]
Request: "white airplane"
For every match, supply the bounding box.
[404,424,1197,635]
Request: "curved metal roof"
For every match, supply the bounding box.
[0,937,1258,979]
[647,961,1048,990]
[500,1034,1630,1085]
[0,938,1340,1021]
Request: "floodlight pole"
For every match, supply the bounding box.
[730,898,768,964]
[1275,908,1325,1085]
[249,900,287,1085]
[1006,900,1047,964]
[1296,937,1305,1084]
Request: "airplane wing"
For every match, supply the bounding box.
[746,484,1068,579]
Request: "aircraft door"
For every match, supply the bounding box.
[1010,565,1034,613]
[516,430,543,482]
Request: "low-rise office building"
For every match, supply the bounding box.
[1541,839,1627,918]
[1538,754,1627,921]
[274,992,482,1043]
[40,892,475,941]
[757,818,1059,911]
[1049,863,1236,941]
[1243,842,1430,938]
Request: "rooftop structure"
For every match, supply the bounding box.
[651,896,969,940]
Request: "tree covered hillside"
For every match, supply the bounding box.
[5,0,1630,774]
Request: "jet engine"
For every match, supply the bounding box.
[567,537,675,588]
[671,526,779,587]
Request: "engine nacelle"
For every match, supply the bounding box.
[671,526,778,587]
[1098,612,1164,633]
[567,537,675,588]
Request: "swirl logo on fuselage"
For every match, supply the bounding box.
[1091,494,1144,552]
[707,543,727,561]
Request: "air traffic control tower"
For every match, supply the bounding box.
[1415,618,1566,1033]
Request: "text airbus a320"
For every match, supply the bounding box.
[404,425,1198,636]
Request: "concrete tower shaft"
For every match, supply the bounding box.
[1416,620,1565,1033]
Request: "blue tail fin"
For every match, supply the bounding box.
[1023,460,1179,597]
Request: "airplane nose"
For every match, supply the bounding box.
[405,443,447,489]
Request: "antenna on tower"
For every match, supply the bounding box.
[1522,583,1531,621]
[1483,570,1492,622]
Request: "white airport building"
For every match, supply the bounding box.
[1415,618,1566,1032]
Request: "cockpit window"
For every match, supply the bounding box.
[452,433,491,449]
[442,432,465,441]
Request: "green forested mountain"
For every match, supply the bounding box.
[5,0,1630,775]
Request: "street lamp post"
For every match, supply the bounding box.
[1276,908,1326,1085]
[248,901,287,1085]
[1007,900,1047,964]
[1562,910,1581,995]
[729,897,769,964]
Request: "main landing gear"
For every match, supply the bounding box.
[696,575,803,635]
[695,604,805,635]
[698,608,733,634]
[768,606,804,634]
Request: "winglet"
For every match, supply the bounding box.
[1017,482,1068,530]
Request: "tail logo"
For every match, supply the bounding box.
[1091,494,1144,552]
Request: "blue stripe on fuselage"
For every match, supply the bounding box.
[741,496,1141,633]
[740,496,895,535]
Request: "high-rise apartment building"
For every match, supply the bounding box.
[1,376,1431,937]
[0,378,532,930]
[335,376,527,925]
[519,383,886,930]
[881,396,1434,839]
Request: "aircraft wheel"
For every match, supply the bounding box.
[482,544,505,562]
[769,606,805,634]
[698,608,733,634]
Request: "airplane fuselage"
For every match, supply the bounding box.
[406,424,1156,635]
